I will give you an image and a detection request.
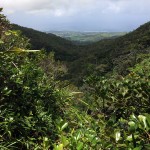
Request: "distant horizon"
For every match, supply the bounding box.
[46,29,129,33]
[14,23,131,33]
[12,22,132,33]
[14,21,142,33]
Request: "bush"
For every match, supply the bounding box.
[0,9,70,149]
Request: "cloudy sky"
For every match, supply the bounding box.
[1,0,150,32]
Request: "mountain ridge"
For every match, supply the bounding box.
[12,21,150,85]
[12,24,79,61]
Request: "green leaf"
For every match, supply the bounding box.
[8,47,40,52]
[133,146,142,150]
[126,135,133,141]
[0,39,4,44]
[61,122,68,131]
[128,121,137,132]
[138,115,147,128]
[117,144,127,148]
[144,114,150,127]
[115,130,121,142]
[5,31,11,36]
[144,144,150,150]
[61,136,69,147]
[77,142,83,150]
[54,144,63,150]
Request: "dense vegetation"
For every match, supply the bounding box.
[12,24,79,62]
[12,22,150,85]
[1,8,150,149]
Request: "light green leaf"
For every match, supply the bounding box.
[115,131,121,142]
[133,146,142,150]
[138,115,147,128]
[77,142,83,150]
[61,122,68,131]
[0,39,4,44]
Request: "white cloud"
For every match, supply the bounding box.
[54,9,64,17]
[1,0,150,16]
[1,0,98,15]
[1,0,150,31]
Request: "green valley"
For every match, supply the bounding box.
[1,8,150,150]
[12,22,150,85]
[49,31,126,45]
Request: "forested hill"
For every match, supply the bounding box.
[12,24,79,61]
[86,21,150,56]
[1,8,150,149]
[71,21,150,81]
[12,22,150,84]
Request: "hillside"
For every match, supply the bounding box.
[87,21,150,56]
[12,22,150,85]
[12,24,79,61]
[68,21,150,84]
[1,9,150,149]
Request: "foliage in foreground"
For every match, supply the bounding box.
[53,55,150,150]
[0,8,70,149]
[0,8,150,150]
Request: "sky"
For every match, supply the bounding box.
[1,0,150,32]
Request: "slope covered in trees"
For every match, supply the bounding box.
[12,22,150,85]
[1,8,150,149]
[12,24,79,61]
[68,21,150,84]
